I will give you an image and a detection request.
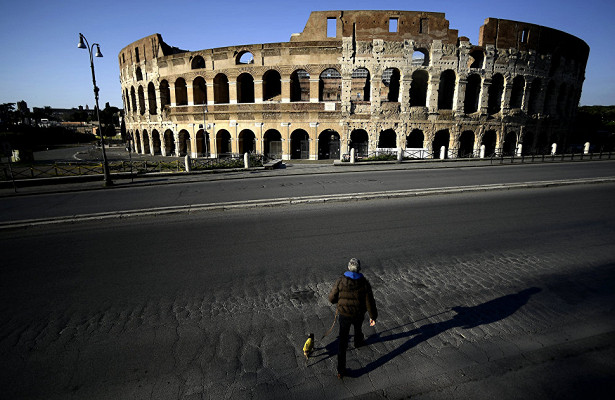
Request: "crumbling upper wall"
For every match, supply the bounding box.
[291,10,459,44]
[118,34,187,68]
[479,18,589,67]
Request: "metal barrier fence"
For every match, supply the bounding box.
[1,154,264,181]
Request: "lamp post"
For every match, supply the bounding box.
[77,33,112,186]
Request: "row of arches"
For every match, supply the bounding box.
[129,126,549,160]
[124,67,578,119]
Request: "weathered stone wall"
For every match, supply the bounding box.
[119,10,589,160]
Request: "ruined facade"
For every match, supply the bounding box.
[119,11,589,160]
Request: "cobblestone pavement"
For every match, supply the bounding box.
[2,233,613,399]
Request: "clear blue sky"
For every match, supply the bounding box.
[1,0,613,109]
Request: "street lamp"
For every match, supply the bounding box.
[77,33,112,186]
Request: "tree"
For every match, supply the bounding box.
[0,103,16,125]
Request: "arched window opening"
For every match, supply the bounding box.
[544,80,556,115]
[406,129,424,150]
[237,73,255,103]
[216,130,231,156]
[163,130,175,156]
[191,55,205,70]
[133,131,141,154]
[178,130,190,156]
[549,51,561,77]
[350,129,368,157]
[130,87,137,114]
[236,51,254,65]
[409,70,428,107]
[290,129,310,159]
[522,131,536,155]
[213,74,229,104]
[468,50,484,69]
[482,130,497,157]
[136,67,143,81]
[319,68,341,101]
[502,131,517,156]
[487,74,504,115]
[438,70,456,110]
[142,130,150,154]
[238,129,255,154]
[175,78,188,106]
[433,129,450,158]
[148,82,157,115]
[510,76,525,109]
[193,77,207,105]
[264,129,282,159]
[151,130,161,155]
[464,74,481,114]
[195,129,210,157]
[382,68,400,102]
[378,129,397,149]
[262,70,282,101]
[412,48,429,66]
[351,68,370,102]
[290,70,310,102]
[528,78,542,115]
[138,86,146,115]
[124,88,130,112]
[318,129,340,159]
[458,131,475,158]
[160,80,170,109]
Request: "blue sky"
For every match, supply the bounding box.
[1,0,613,109]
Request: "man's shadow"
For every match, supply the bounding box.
[323,287,542,377]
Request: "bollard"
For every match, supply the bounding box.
[584,142,590,155]
[480,144,485,159]
[516,144,523,157]
[350,148,355,164]
[185,155,191,172]
[551,143,557,156]
[440,146,446,160]
[244,152,249,169]
[397,147,403,163]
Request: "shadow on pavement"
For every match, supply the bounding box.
[337,287,542,377]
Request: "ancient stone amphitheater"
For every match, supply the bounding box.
[119,10,589,160]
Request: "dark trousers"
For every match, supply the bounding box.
[337,314,365,373]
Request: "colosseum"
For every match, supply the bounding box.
[119,10,589,161]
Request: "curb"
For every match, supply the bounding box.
[2,176,614,230]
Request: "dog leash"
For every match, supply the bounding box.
[321,308,339,339]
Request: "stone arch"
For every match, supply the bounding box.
[142,130,150,154]
[178,129,190,156]
[213,73,230,104]
[191,55,205,70]
[319,68,341,101]
[138,86,145,115]
[290,69,310,102]
[148,82,157,115]
[216,129,232,156]
[528,78,542,115]
[238,129,255,154]
[175,78,188,106]
[438,70,456,110]
[318,129,340,159]
[382,68,400,102]
[236,50,254,65]
[193,76,207,105]
[482,130,497,156]
[378,129,397,149]
[136,67,143,81]
[196,129,210,157]
[433,129,450,158]
[134,130,141,153]
[351,67,371,102]
[264,129,282,159]
[510,76,525,109]
[163,129,175,156]
[458,130,475,158]
[410,70,428,107]
[350,129,369,157]
[522,131,536,155]
[263,69,282,101]
[487,73,504,115]
[151,129,161,155]
[160,80,170,109]
[130,87,137,114]
[468,49,484,69]
[502,131,517,156]
[464,74,481,114]
[290,129,310,159]
[406,129,424,148]
[412,48,429,66]
[237,73,255,103]
[124,88,130,112]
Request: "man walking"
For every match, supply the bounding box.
[328,258,378,378]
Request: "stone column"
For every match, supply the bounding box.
[206,82,215,105]
[229,81,237,104]
[501,79,513,114]
[371,73,383,114]
[169,86,177,107]
[426,75,440,114]
[400,75,412,113]
[281,78,290,103]
[521,79,531,112]
[186,84,194,106]
[479,79,491,115]
[454,76,467,115]
[309,78,320,103]
[254,80,263,103]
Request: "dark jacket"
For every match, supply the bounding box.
[329,271,378,320]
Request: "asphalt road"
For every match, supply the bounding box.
[1,161,614,223]
[1,183,614,399]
